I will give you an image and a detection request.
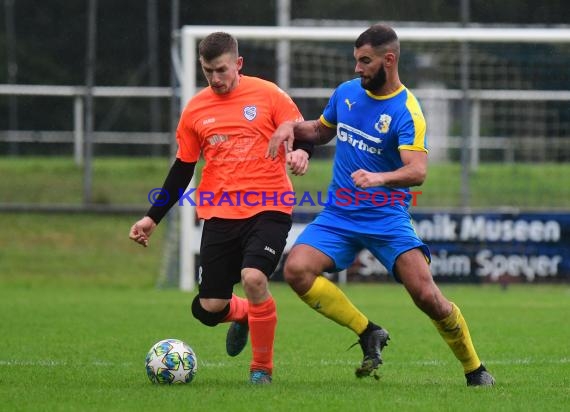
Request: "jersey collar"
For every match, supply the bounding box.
[365,84,405,100]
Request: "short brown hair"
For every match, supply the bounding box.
[198,32,238,61]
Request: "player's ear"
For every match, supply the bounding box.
[236,56,244,72]
[384,52,396,67]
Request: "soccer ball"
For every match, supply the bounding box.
[145,338,198,384]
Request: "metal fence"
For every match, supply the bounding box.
[2,26,570,215]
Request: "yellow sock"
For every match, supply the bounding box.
[300,276,368,335]
[433,302,481,373]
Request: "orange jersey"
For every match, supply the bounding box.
[176,75,304,220]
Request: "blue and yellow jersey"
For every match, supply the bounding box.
[318,78,427,229]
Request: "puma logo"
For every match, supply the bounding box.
[345,98,356,111]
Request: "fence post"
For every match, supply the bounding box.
[470,99,480,171]
[73,95,84,166]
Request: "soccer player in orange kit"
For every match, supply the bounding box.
[129,32,312,384]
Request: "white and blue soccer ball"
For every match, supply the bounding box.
[145,338,198,384]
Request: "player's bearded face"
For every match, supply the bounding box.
[362,63,387,92]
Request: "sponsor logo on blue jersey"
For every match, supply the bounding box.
[337,122,383,155]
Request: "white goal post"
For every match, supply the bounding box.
[178,25,570,291]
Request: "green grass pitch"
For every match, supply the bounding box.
[1,282,568,411]
[0,188,568,411]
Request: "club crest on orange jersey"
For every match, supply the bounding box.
[243,106,257,121]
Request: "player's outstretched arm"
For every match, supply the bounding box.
[129,158,196,247]
[266,119,335,158]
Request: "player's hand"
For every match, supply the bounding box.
[129,216,157,247]
[351,169,384,189]
[287,149,309,176]
[266,122,295,159]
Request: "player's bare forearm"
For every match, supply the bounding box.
[267,119,336,158]
[351,150,427,189]
[293,120,336,145]
[378,163,427,187]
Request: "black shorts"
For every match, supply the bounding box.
[197,211,292,299]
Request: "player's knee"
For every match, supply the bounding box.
[283,257,306,284]
[241,269,267,295]
[191,295,229,327]
[284,258,322,295]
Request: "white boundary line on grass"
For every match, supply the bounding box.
[1,358,568,367]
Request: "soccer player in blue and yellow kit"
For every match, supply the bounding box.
[267,24,494,386]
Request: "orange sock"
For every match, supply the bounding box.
[248,296,277,374]
[222,294,249,323]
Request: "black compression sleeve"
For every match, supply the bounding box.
[292,140,314,158]
[146,158,196,224]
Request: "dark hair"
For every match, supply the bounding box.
[355,24,399,52]
[198,32,238,61]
